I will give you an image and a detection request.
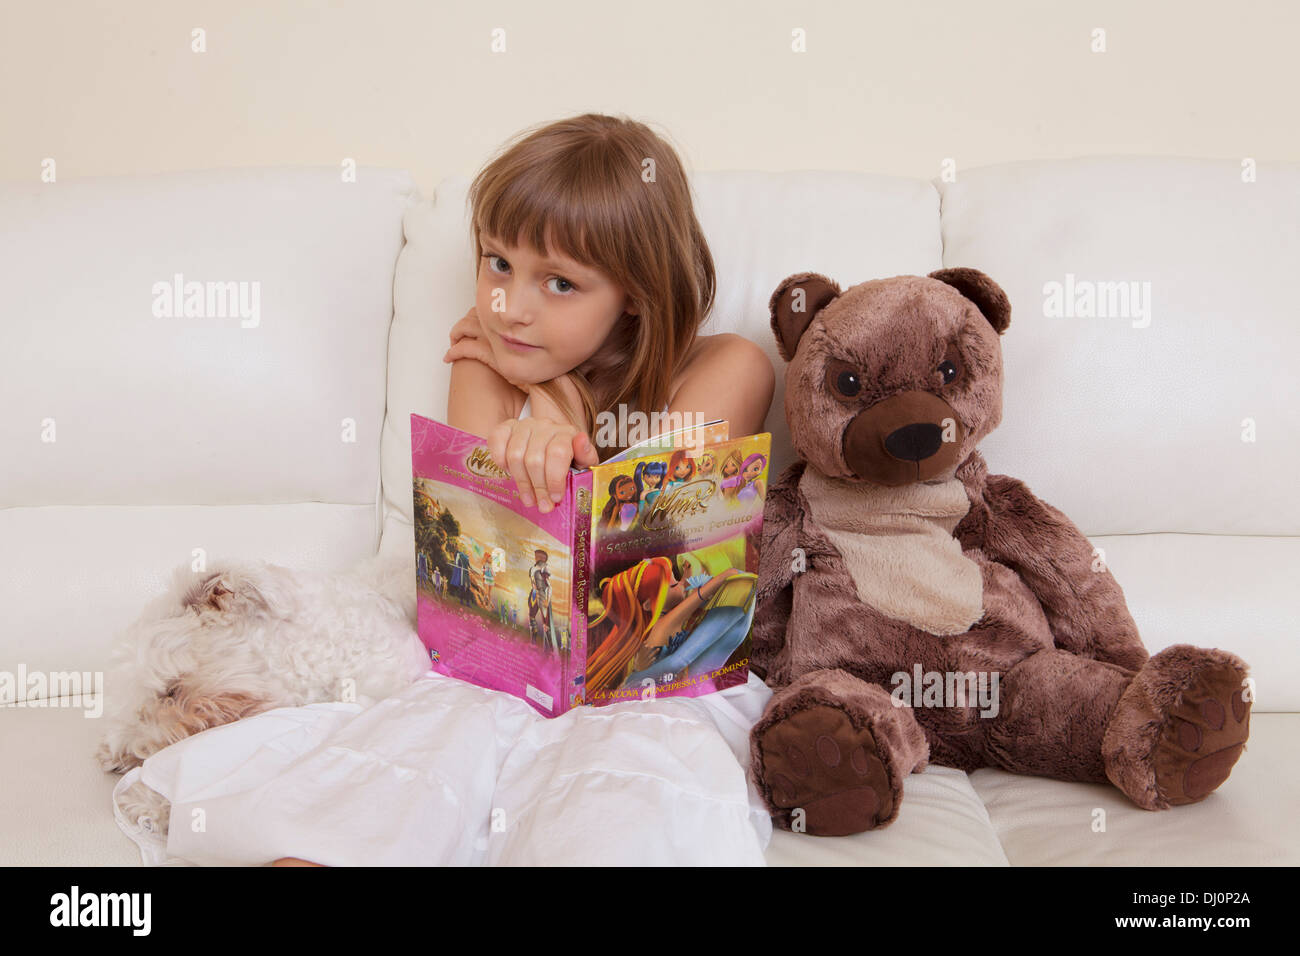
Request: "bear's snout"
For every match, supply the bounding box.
[884,423,944,462]
[841,390,966,485]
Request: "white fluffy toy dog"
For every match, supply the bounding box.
[99,551,429,836]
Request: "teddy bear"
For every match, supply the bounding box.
[748,267,1252,837]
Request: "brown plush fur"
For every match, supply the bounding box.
[751,268,1252,835]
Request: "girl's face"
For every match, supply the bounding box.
[616,477,636,502]
[672,460,691,479]
[742,459,763,482]
[647,470,663,489]
[477,230,635,384]
[722,458,739,477]
[699,453,715,474]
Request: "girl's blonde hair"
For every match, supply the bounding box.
[466,113,716,457]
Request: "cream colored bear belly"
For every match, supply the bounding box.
[799,465,985,636]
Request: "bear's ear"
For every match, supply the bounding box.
[769,271,842,361]
[928,268,1011,335]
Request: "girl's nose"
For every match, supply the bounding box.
[498,284,541,325]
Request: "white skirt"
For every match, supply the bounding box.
[115,670,774,866]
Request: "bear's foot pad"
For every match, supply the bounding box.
[1154,665,1251,806]
[757,704,894,836]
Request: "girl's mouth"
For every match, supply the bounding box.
[499,333,541,353]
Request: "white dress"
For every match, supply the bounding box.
[113,400,775,866]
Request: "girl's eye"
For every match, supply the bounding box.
[483,254,509,275]
[547,277,576,295]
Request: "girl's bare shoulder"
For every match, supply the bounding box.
[669,332,772,403]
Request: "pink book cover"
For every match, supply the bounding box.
[411,412,587,716]
[411,412,770,716]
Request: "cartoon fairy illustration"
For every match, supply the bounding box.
[718,449,744,499]
[599,473,640,531]
[735,452,768,503]
[663,449,696,490]
[527,548,561,652]
[633,459,667,510]
[481,552,495,600]
[585,540,756,696]
[696,450,717,479]
[431,566,444,599]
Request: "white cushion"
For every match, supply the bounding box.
[0,167,417,692]
[1095,532,1300,711]
[938,156,1300,537]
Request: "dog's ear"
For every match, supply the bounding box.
[769,271,841,361]
[182,568,271,614]
[184,571,232,611]
[928,267,1011,334]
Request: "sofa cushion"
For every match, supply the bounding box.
[938,156,1300,537]
[0,166,418,695]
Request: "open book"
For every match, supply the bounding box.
[411,412,772,716]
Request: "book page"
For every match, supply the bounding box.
[581,432,772,706]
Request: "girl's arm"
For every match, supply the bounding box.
[664,333,775,439]
[446,358,526,439]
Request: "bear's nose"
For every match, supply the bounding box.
[883,423,944,462]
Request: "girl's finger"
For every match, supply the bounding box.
[523,431,553,513]
[443,339,475,363]
[444,338,493,369]
[572,431,600,468]
[504,426,535,508]
[488,420,514,476]
[545,432,575,503]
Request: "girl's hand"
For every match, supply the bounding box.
[488,417,600,512]
[443,306,529,392]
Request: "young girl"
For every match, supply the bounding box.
[441,114,773,504]
[160,114,776,868]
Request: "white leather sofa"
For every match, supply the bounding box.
[2,158,1296,866]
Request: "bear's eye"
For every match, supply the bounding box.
[824,359,861,400]
[937,343,963,387]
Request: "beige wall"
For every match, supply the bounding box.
[3,0,1296,193]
